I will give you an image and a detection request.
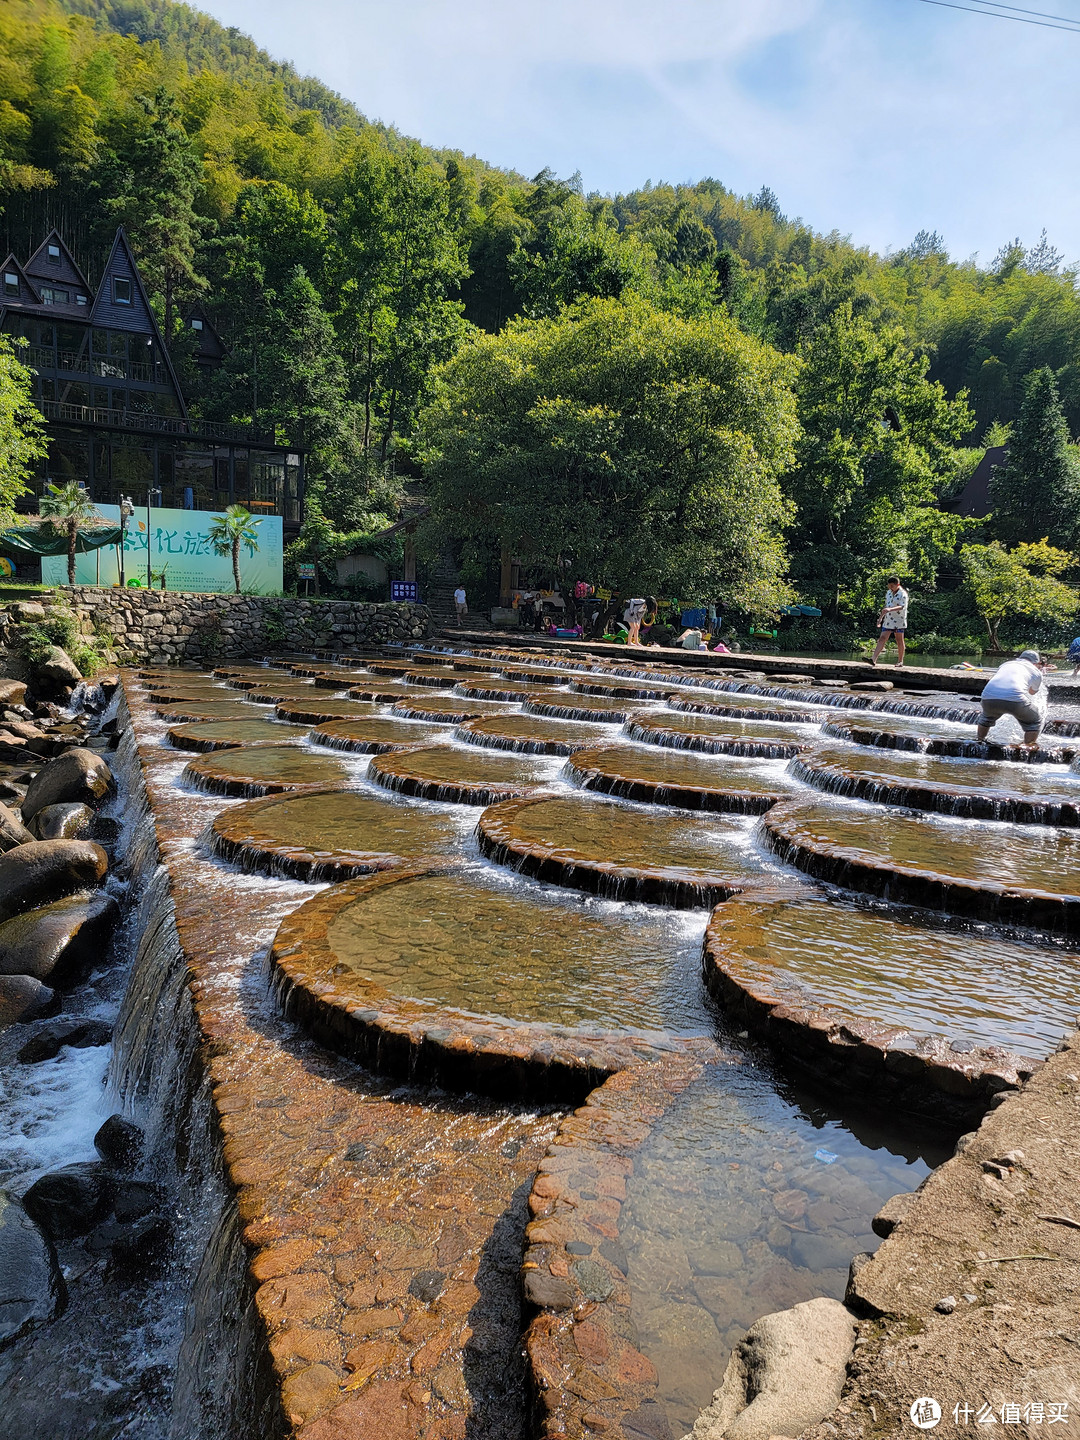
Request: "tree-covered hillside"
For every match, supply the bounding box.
[1,0,1078,639]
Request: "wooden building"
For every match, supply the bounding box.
[0,228,304,532]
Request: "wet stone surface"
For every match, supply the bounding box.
[317,869,712,1038]
[390,696,510,723]
[567,743,801,812]
[274,698,384,724]
[704,891,1078,1059]
[210,789,463,880]
[183,744,356,797]
[166,719,311,751]
[309,718,450,753]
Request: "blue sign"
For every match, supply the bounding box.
[391,581,419,602]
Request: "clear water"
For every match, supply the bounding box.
[708,893,1079,1057]
[773,801,1080,891]
[152,699,258,721]
[274,697,383,721]
[489,795,776,880]
[630,712,819,744]
[391,695,512,719]
[310,717,450,750]
[187,743,353,790]
[621,1062,940,1433]
[215,789,461,861]
[804,744,1080,798]
[322,870,711,1038]
[166,719,310,748]
[370,744,560,790]
[570,744,801,797]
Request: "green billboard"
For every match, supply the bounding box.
[40,503,284,594]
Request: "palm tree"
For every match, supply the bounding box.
[40,480,102,585]
[208,505,264,593]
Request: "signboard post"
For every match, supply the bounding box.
[390,581,419,603]
[297,562,316,597]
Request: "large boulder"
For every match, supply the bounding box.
[17,1017,112,1064]
[21,750,112,823]
[0,975,57,1028]
[31,803,95,841]
[0,802,34,852]
[0,890,119,985]
[94,1115,144,1172]
[22,1163,113,1241]
[0,840,108,924]
[0,1190,64,1344]
[0,679,28,708]
[29,645,82,700]
[690,1298,856,1440]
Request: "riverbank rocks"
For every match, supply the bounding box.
[0,891,119,986]
[0,802,34,851]
[29,645,81,700]
[93,1115,144,1172]
[0,1191,64,1344]
[16,1017,112,1063]
[30,803,95,840]
[20,749,112,822]
[0,840,109,924]
[22,1162,113,1241]
[0,679,27,708]
[0,974,57,1027]
[689,1298,856,1440]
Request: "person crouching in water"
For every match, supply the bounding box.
[976,650,1050,747]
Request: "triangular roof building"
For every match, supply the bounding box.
[0,254,41,309]
[90,228,188,418]
[23,230,93,316]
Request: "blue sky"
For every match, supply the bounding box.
[198,0,1080,265]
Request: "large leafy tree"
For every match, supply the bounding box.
[418,295,799,611]
[0,337,47,524]
[784,304,973,612]
[207,503,263,593]
[989,367,1080,549]
[40,478,101,584]
[334,144,469,462]
[960,539,1078,650]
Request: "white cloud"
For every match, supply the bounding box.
[196,0,1080,261]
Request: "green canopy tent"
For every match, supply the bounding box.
[0,524,124,557]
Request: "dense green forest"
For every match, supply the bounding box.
[2,0,1079,643]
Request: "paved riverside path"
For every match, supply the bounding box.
[803,1030,1080,1438]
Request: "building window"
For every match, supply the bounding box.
[113,277,132,305]
[39,287,70,306]
[3,273,18,298]
[46,244,61,264]
[190,318,203,332]
[76,293,87,306]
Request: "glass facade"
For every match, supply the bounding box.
[2,312,304,523]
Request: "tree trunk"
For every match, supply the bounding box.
[67,521,76,585]
[232,537,241,594]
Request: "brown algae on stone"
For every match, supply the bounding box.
[183,744,355,797]
[390,695,511,723]
[478,794,781,906]
[309,717,449,753]
[368,744,558,804]
[166,719,311,751]
[625,711,813,758]
[567,743,799,813]
[456,712,610,755]
[273,697,383,724]
[210,788,461,879]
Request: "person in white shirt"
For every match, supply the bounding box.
[625,597,647,646]
[454,586,467,623]
[870,576,909,666]
[976,650,1048,745]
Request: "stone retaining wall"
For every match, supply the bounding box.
[21,587,431,664]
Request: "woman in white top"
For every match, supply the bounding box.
[976,650,1049,746]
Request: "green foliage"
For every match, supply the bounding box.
[783,303,974,611]
[207,503,262,593]
[989,368,1080,549]
[959,539,1078,649]
[40,476,101,583]
[418,294,799,612]
[0,336,47,523]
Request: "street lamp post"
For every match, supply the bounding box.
[118,495,134,588]
[146,487,162,589]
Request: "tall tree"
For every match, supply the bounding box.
[784,303,973,612]
[99,87,204,338]
[989,367,1080,549]
[418,294,799,611]
[40,478,101,585]
[334,144,469,462]
[0,336,47,523]
[207,503,263,593]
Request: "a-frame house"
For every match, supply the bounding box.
[90,228,188,420]
[23,229,93,317]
